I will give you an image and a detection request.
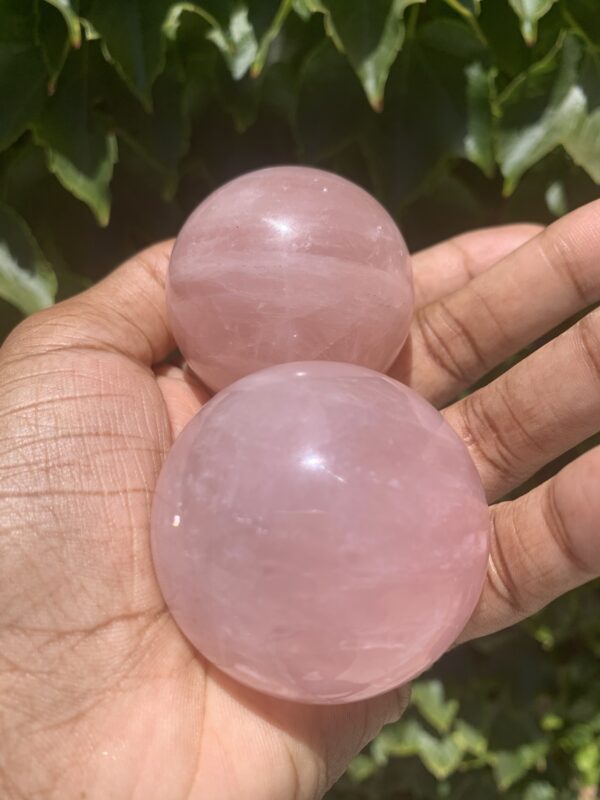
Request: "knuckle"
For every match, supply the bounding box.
[540,226,591,306]
[416,300,484,389]
[577,310,600,386]
[455,389,520,490]
[543,480,591,577]
[486,503,530,618]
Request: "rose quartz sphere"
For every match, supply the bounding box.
[167,166,413,391]
[151,362,489,704]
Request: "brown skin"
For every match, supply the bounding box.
[1,200,600,799]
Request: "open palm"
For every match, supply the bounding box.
[1,200,600,800]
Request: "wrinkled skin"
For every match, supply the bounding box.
[1,200,600,799]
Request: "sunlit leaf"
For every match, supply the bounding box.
[309,0,425,110]
[497,35,587,194]
[465,61,496,177]
[42,0,81,47]
[492,740,549,791]
[412,681,460,734]
[508,0,558,45]
[0,202,56,314]
[86,0,170,106]
[34,47,118,225]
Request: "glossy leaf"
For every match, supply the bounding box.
[412,681,460,734]
[0,0,48,151]
[296,37,370,159]
[492,740,549,791]
[419,18,486,59]
[34,47,117,225]
[508,0,557,45]
[42,0,81,46]
[101,54,189,195]
[0,203,56,314]
[86,0,170,106]
[36,0,72,88]
[309,0,425,111]
[443,0,481,19]
[497,35,587,194]
[465,62,496,177]
[292,0,313,19]
[565,108,600,183]
[251,0,294,77]
[165,2,258,81]
[452,719,488,756]
[522,782,557,800]
[375,37,470,208]
[563,0,600,46]
[417,732,464,780]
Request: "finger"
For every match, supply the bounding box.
[391,199,600,405]
[411,223,543,308]
[444,305,600,500]
[2,240,175,367]
[459,444,600,643]
[154,364,209,438]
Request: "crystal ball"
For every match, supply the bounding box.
[151,362,489,704]
[167,166,413,391]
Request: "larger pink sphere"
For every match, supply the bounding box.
[151,362,489,704]
[167,166,413,391]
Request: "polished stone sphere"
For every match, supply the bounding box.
[167,166,413,391]
[151,362,489,704]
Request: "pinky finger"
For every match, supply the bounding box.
[459,444,600,644]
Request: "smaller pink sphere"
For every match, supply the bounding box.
[151,362,489,704]
[167,166,413,391]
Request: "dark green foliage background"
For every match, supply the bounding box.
[1,1,599,797]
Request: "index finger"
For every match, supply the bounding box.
[411,223,543,308]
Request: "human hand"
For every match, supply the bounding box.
[1,199,599,800]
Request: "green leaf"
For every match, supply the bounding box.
[417,732,464,780]
[165,2,258,81]
[565,107,600,183]
[86,0,169,107]
[292,0,312,19]
[372,35,470,209]
[309,0,425,111]
[478,0,529,77]
[443,0,481,19]
[523,782,557,800]
[33,47,118,225]
[465,62,496,178]
[0,0,48,151]
[371,718,466,780]
[296,37,370,159]
[373,718,425,759]
[575,741,599,785]
[563,0,600,46]
[206,5,257,79]
[492,740,549,791]
[36,0,72,89]
[508,0,558,45]
[101,54,189,195]
[42,0,81,47]
[452,719,488,757]
[419,18,486,58]
[412,681,460,734]
[0,202,56,314]
[497,35,587,195]
[540,711,565,731]
[346,753,377,783]
[251,0,294,77]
